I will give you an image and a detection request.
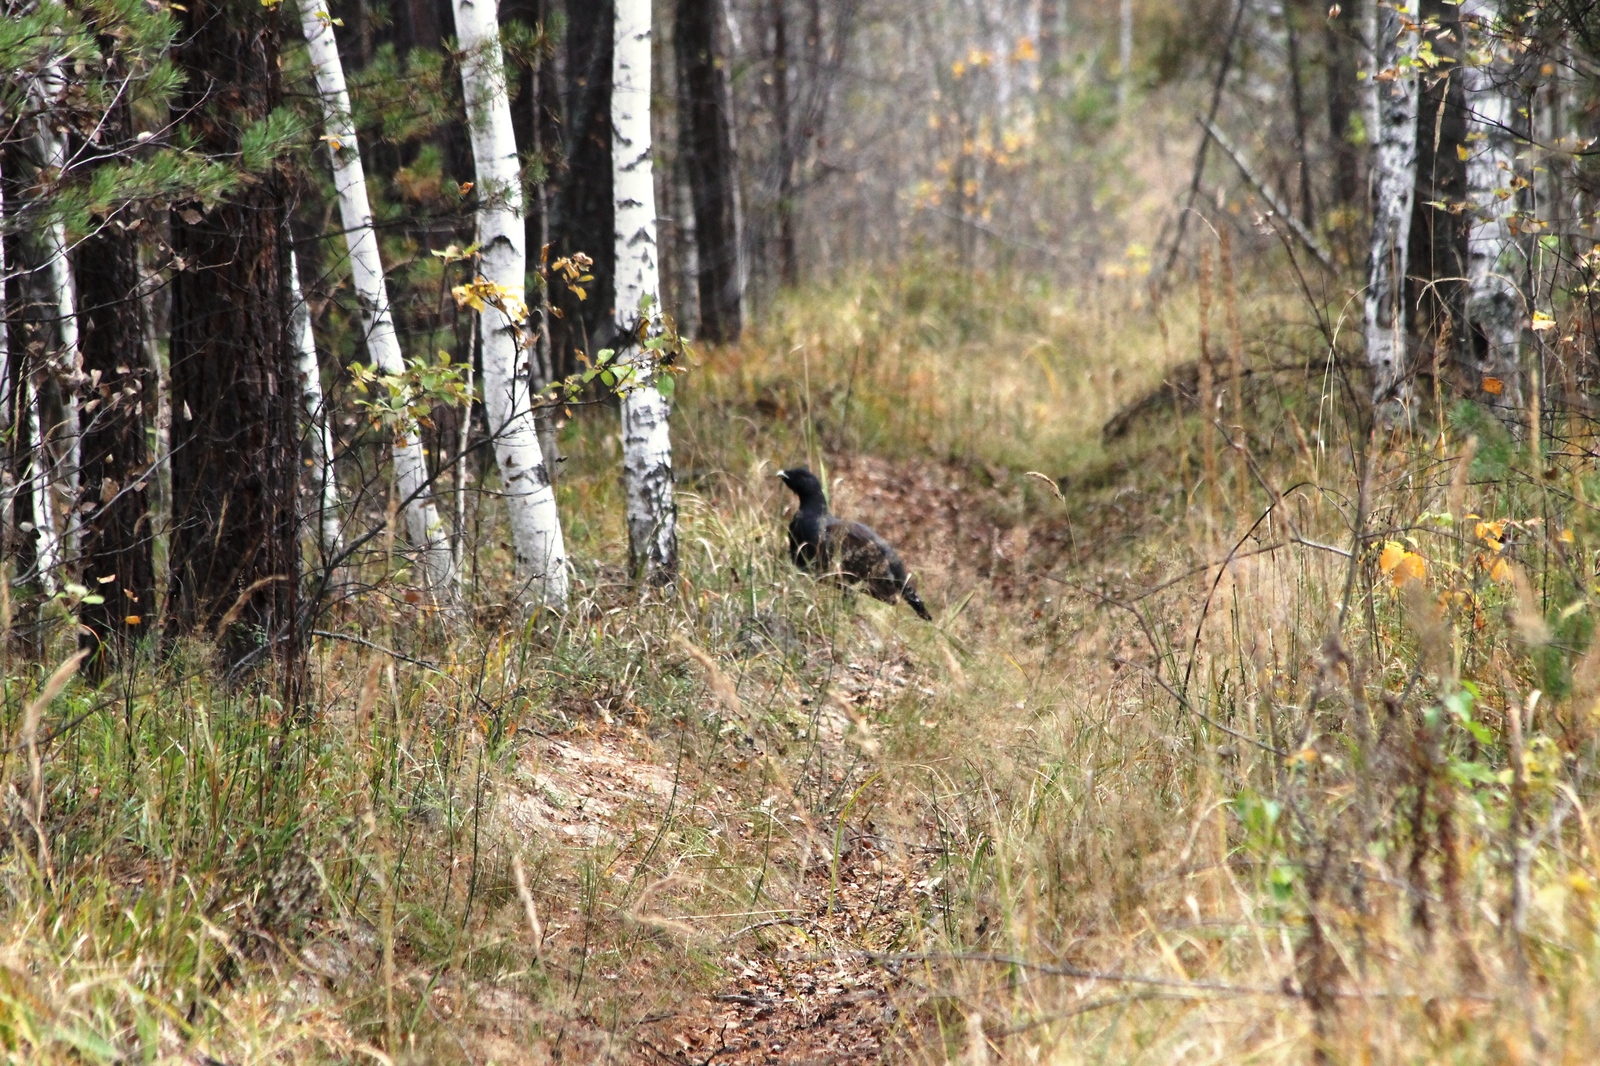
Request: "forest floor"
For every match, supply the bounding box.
[9,266,1591,1065]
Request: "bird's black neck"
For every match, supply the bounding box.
[793,491,829,517]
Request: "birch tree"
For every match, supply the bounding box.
[1364,0,1421,421]
[289,254,343,558]
[615,0,679,583]
[298,2,451,591]
[452,0,569,607]
[0,170,55,594]
[1461,0,1524,420]
[2,159,62,593]
[36,103,82,561]
[1118,0,1133,109]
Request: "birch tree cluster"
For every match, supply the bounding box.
[7,0,1600,669]
[1,0,684,672]
[652,0,1600,431]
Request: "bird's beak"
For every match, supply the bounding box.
[773,471,786,480]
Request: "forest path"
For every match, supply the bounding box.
[636,830,936,1063]
[630,455,1025,1063]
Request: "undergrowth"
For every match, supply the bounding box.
[3,259,1599,1063]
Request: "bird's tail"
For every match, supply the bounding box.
[902,585,933,622]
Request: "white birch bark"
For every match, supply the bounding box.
[0,161,14,589]
[1118,0,1133,109]
[1364,0,1421,421]
[29,31,81,566]
[41,139,82,561]
[23,376,62,595]
[298,2,454,592]
[1461,0,1524,421]
[615,0,678,583]
[452,0,569,607]
[289,254,344,557]
[137,243,170,552]
[0,153,59,595]
[0,158,10,525]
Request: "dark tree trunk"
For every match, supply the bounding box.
[167,0,299,663]
[1038,0,1060,95]
[1285,0,1315,228]
[71,51,155,674]
[507,0,546,264]
[771,0,798,286]
[1408,0,1469,367]
[1323,8,1361,210]
[395,0,447,51]
[507,0,553,375]
[549,0,615,381]
[677,0,744,341]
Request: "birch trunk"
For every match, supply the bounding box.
[0,159,11,563]
[2,146,62,595]
[298,2,453,592]
[40,138,82,562]
[1118,0,1133,109]
[615,0,679,583]
[1461,0,1524,421]
[23,377,62,595]
[452,0,569,607]
[289,254,343,558]
[32,43,81,565]
[1364,0,1421,421]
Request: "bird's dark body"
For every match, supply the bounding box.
[777,467,932,621]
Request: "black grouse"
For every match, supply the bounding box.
[775,467,933,621]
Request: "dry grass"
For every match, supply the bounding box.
[2,258,1597,1064]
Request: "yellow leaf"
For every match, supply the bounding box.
[125,615,142,625]
[1533,310,1556,331]
[1393,552,1427,587]
[1560,529,1575,544]
[1481,375,1503,395]
[1489,556,1513,584]
[1456,143,1471,161]
[1379,542,1406,575]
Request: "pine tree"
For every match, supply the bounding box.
[70,34,156,670]
[166,0,300,657]
[676,0,745,342]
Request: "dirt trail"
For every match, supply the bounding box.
[481,458,1015,1063]
[637,832,934,1064]
[620,459,1006,1063]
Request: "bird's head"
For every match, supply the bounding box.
[775,466,827,507]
